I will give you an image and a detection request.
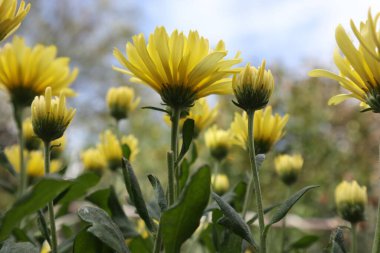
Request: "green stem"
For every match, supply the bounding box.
[13,104,27,197]
[170,107,181,202]
[152,225,162,253]
[372,144,380,253]
[281,187,291,253]
[351,223,357,253]
[44,141,57,253]
[242,110,266,253]
[211,160,220,187]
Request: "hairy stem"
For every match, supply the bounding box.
[372,144,380,253]
[13,104,26,197]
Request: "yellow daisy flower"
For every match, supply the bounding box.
[81,147,107,172]
[274,154,303,186]
[113,26,241,109]
[0,0,30,41]
[106,86,140,120]
[230,106,289,154]
[121,134,139,162]
[0,36,78,107]
[204,125,232,161]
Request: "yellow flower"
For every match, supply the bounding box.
[274,154,303,186]
[136,219,149,239]
[81,147,107,172]
[0,0,30,41]
[23,117,41,150]
[0,36,78,107]
[233,61,274,111]
[204,125,232,161]
[335,180,367,223]
[309,10,380,112]
[31,87,76,142]
[4,145,60,177]
[230,106,289,154]
[121,134,139,162]
[98,130,122,171]
[106,86,140,120]
[40,240,51,253]
[113,26,241,109]
[50,135,66,159]
[212,173,230,195]
[163,98,219,137]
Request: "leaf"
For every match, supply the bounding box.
[147,175,167,212]
[189,142,198,164]
[0,178,72,241]
[121,144,131,161]
[178,159,190,192]
[37,210,51,246]
[329,227,347,253]
[247,203,281,225]
[86,187,138,238]
[231,181,247,212]
[0,150,16,176]
[121,158,155,232]
[161,165,211,253]
[211,192,256,247]
[266,185,319,229]
[141,106,169,114]
[0,240,38,253]
[287,235,319,250]
[73,228,113,253]
[206,191,235,212]
[177,119,194,164]
[56,172,100,216]
[128,236,154,253]
[220,232,243,253]
[255,154,265,169]
[0,179,15,194]
[78,206,130,253]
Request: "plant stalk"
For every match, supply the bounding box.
[372,144,380,253]
[281,187,291,253]
[170,107,181,203]
[351,222,357,253]
[44,141,58,253]
[242,109,266,253]
[13,104,27,197]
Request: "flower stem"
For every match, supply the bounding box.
[242,109,266,253]
[44,141,57,253]
[153,225,162,253]
[351,222,357,253]
[372,144,380,253]
[281,187,291,253]
[13,104,27,197]
[170,107,181,203]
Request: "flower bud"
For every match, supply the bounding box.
[31,87,76,143]
[204,125,232,161]
[335,180,367,223]
[23,117,41,150]
[81,148,107,173]
[121,135,139,162]
[274,154,303,186]
[106,86,140,121]
[233,61,274,111]
[212,174,230,195]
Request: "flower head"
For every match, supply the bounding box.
[0,36,78,107]
[23,117,41,150]
[0,0,30,41]
[81,148,107,172]
[309,10,380,112]
[204,125,232,161]
[31,87,76,142]
[212,173,230,195]
[335,180,367,223]
[97,130,122,171]
[274,154,303,186]
[233,61,274,111]
[113,26,241,109]
[4,145,26,173]
[106,86,140,120]
[230,106,288,154]
[121,134,139,162]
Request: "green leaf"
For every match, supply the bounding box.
[0,150,16,177]
[0,240,38,253]
[37,210,51,246]
[177,119,194,164]
[121,144,131,161]
[178,159,190,192]
[266,185,319,229]
[78,206,130,253]
[231,181,247,212]
[329,227,347,253]
[287,235,319,250]
[247,203,281,225]
[147,175,167,212]
[56,172,100,216]
[128,236,154,253]
[220,232,242,253]
[86,187,138,238]
[141,106,169,114]
[11,228,32,243]
[211,192,256,247]
[0,179,15,194]
[121,158,155,232]
[189,142,198,164]
[0,178,72,241]
[73,228,113,253]
[161,165,211,253]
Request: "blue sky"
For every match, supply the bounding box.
[135,0,380,73]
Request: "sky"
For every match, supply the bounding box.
[135,0,380,73]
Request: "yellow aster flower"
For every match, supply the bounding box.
[0,0,30,41]
[274,154,303,186]
[50,135,66,159]
[97,130,122,171]
[0,36,78,107]
[309,10,380,112]
[204,125,232,161]
[40,240,51,253]
[4,145,27,173]
[335,180,367,223]
[23,117,41,150]
[212,173,230,195]
[81,147,107,172]
[106,86,141,121]
[31,87,76,142]
[230,106,289,154]
[233,61,274,111]
[27,151,60,177]
[136,219,149,239]
[113,26,241,109]
[121,134,139,162]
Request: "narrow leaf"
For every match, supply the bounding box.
[147,175,167,212]
[178,159,190,192]
[177,119,194,164]
[121,158,155,232]
[73,228,113,253]
[161,165,211,253]
[247,203,281,225]
[0,178,72,241]
[37,210,51,246]
[329,227,347,253]
[0,240,38,253]
[287,235,319,250]
[122,144,131,161]
[141,106,169,114]
[212,192,256,247]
